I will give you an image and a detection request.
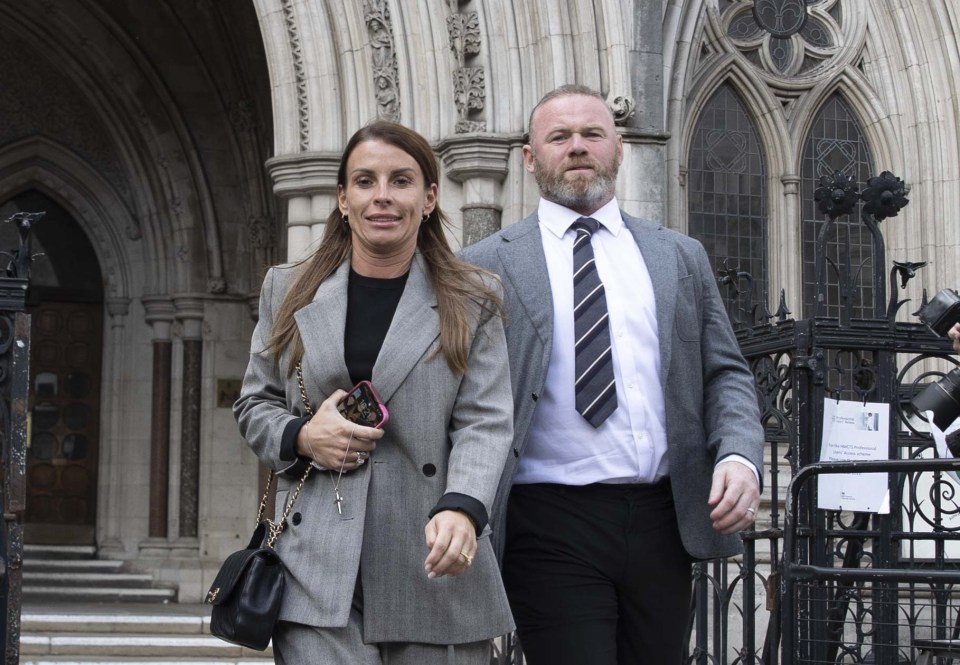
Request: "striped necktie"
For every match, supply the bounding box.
[571,217,618,427]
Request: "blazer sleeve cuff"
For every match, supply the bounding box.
[428,492,488,536]
[278,415,314,478]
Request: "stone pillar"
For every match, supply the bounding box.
[96,296,130,557]
[141,297,175,544]
[436,134,512,246]
[630,0,664,135]
[265,152,340,261]
[780,174,802,315]
[173,296,204,548]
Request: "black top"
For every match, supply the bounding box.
[344,269,408,385]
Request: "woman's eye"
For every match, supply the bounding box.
[394,177,413,186]
[355,177,373,186]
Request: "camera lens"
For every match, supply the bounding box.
[912,367,960,431]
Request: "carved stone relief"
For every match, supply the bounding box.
[722,0,845,80]
[281,0,310,149]
[364,0,401,122]
[610,96,636,126]
[447,6,486,133]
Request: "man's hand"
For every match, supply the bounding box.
[707,462,760,534]
[949,323,960,354]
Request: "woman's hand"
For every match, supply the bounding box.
[295,390,382,470]
[423,510,477,578]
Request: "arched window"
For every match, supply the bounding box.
[800,94,875,318]
[688,84,768,316]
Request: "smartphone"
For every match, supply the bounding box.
[337,381,389,429]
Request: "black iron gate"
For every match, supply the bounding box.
[0,212,38,665]
[687,170,960,664]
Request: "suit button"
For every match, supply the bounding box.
[291,512,302,525]
[531,392,539,401]
[422,463,437,477]
[513,448,519,458]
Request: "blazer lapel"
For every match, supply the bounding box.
[496,213,553,350]
[371,253,440,403]
[623,214,677,388]
[294,260,353,401]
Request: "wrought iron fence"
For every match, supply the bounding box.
[0,211,39,665]
[687,170,960,664]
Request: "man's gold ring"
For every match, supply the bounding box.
[460,550,473,566]
[746,507,756,515]
[356,451,368,466]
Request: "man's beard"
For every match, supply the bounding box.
[531,152,620,212]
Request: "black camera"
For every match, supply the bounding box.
[918,288,960,336]
[911,289,960,432]
[912,368,960,432]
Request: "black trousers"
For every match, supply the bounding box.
[502,481,692,665]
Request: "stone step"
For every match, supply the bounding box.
[24,545,97,560]
[20,634,270,659]
[19,604,273,664]
[24,560,126,573]
[24,587,177,603]
[23,611,207,635]
[24,572,157,588]
[20,656,273,665]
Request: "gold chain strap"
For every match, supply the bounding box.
[256,361,314,549]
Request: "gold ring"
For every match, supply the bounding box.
[460,550,473,566]
[746,507,756,515]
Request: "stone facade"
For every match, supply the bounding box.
[0,0,957,604]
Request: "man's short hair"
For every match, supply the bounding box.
[526,85,611,139]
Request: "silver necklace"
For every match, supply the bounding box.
[297,362,354,515]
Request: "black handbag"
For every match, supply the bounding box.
[206,462,312,650]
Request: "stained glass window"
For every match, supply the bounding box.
[688,84,768,317]
[800,94,875,318]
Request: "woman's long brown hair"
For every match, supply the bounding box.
[267,121,502,376]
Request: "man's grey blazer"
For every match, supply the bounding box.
[234,254,515,643]
[461,210,764,561]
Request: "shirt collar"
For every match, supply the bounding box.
[537,197,623,239]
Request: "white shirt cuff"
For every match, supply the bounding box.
[717,454,760,485]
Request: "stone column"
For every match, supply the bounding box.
[265,152,340,261]
[173,296,204,549]
[780,174,802,315]
[140,297,175,547]
[436,134,512,246]
[96,297,130,557]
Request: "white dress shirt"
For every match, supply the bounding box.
[515,197,757,486]
[516,198,668,485]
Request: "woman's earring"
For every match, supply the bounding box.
[422,211,429,221]
[342,213,349,225]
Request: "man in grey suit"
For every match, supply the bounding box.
[461,85,764,664]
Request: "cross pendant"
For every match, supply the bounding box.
[334,489,343,515]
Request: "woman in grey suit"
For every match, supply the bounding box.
[234,121,515,664]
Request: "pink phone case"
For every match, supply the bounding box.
[337,380,389,428]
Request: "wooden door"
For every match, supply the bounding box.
[26,302,102,545]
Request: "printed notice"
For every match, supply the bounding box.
[817,399,890,513]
